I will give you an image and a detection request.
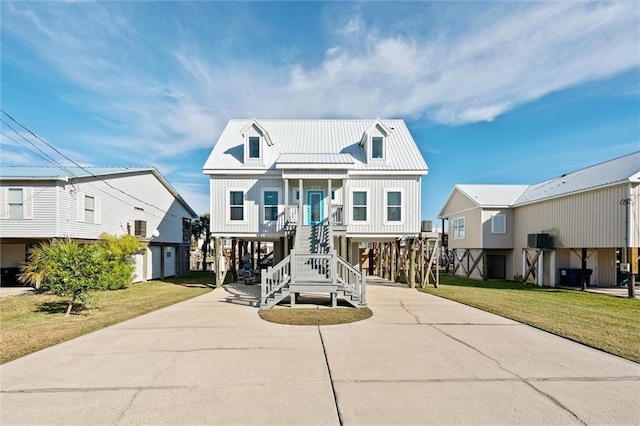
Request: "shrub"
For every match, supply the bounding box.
[97,233,145,290]
[19,240,103,317]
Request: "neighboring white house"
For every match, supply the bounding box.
[203,119,429,306]
[438,152,640,287]
[0,166,197,285]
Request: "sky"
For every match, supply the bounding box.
[1,1,639,223]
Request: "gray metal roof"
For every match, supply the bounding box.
[0,166,197,217]
[443,152,639,213]
[203,119,428,173]
[514,151,640,205]
[456,184,529,207]
[0,166,150,179]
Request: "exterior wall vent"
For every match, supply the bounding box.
[527,233,551,249]
[131,220,147,238]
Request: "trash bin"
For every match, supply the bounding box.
[559,268,592,287]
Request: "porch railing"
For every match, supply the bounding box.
[261,254,291,303]
[292,253,332,282]
[331,204,344,226]
[335,252,366,304]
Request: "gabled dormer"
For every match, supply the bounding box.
[241,118,273,166]
[359,118,391,164]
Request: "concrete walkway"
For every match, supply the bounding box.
[2,277,638,425]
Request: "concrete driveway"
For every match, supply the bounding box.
[2,277,639,425]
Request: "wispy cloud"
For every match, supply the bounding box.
[3,1,638,167]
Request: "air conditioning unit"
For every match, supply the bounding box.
[421,220,433,232]
[527,233,551,249]
[130,220,147,238]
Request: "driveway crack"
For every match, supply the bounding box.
[317,326,343,426]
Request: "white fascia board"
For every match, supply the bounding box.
[203,169,281,176]
[276,163,352,170]
[437,205,481,219]
[348,170,427,176]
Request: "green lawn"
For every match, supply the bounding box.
[0,272,214,364]
[420,275,640,362]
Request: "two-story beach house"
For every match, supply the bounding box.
[203,119,428,307]
[0,166,197,285]
[438,152,640,287]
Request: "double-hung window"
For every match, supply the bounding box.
[491,213,506,234]
[229,191,244,221]
[7,188,24,219]
[385,190,402,223]
[263,190,278,221]
[452,217,465,239]
[84,195,96,223]
[352,190,368,222]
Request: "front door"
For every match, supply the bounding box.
[307,191,324,225]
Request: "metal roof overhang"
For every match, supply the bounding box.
[281,170,349,180]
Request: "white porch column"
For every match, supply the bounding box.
[298,178,303,226]
[327,178,332,223]
[284,178,289,255]
[537,250,544,287]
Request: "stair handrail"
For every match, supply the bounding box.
[335,251,366,305]
[261,254,292,304]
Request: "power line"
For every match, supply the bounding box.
[1,109,179,218]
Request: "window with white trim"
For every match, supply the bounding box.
[229,191,244,221]
[8,188,24,219]
[263,190,279,221]
[248,136,260,159]
[452,217,465,239]
[84,195,96,223]
[352,190,368,222]
[385,190,402,223]
[491,213,506,234]
[372,136,384,159]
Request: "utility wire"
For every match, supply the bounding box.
[1,110,179,218]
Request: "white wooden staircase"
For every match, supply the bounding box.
[260,221,366,308]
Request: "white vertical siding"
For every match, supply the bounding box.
[344,177,421,235]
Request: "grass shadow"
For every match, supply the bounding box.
[35,301,88,315]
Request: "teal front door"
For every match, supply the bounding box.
[307,191,324,225]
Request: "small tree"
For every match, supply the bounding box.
[97,233,145,290]
[19,240,103,317]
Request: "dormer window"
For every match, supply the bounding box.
[372,136,384,159]
[241,119,273,165]
[249,136,260,159]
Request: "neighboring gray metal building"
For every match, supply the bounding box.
[439,152,640,287]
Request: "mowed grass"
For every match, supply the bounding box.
[0,272,214,364]
[259,307,372,325]
[421,275,640,362]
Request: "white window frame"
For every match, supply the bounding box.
[261,187,281,223]
[371,136,384,160]
[7,188,24,220]
[384,188,404,225]
[491,213,506,234]
[248,136,261,159]
[451,217,465,240]
[292,187,300,203]
[350,188,369,224]
[77,193,101,224]
[227,188,246,224]
[84,195,96,223]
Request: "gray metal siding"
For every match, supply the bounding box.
[513,184,628,249]
[481,209,515,249]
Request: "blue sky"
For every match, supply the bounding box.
[1,1,639,222]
